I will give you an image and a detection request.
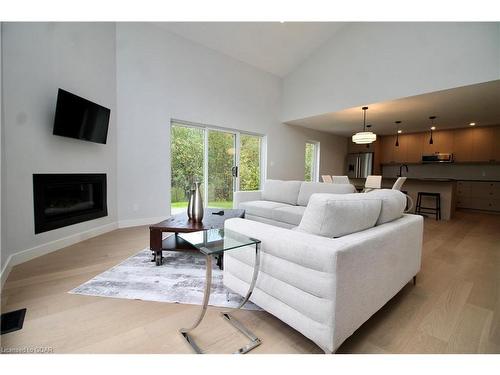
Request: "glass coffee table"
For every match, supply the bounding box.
[177,228,261,354]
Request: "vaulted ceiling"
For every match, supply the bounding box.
[153,22,347,77]
[152,23,500,137]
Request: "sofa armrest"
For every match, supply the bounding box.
[233,190,262,208]
[224,218,341,272]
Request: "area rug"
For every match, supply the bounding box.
[69,249,261,310]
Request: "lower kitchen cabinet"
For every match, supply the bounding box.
[456,181,500,212]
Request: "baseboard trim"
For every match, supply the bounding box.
[1,221,118,290]
[118,216,167,229]
[0,256,14,291]
[1,215,171,290]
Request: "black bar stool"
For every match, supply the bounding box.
[415,192,441,220]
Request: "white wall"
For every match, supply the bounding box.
[116,23,347,223]
[1,23,117,269]
[283,22,500,122]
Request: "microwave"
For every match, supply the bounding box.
[422,153,454,163]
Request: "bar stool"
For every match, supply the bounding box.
[415,192,441,220]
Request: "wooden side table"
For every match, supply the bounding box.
[149,208,245,266]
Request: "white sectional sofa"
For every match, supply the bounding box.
[234,179,357,228]
[224,181,423,353]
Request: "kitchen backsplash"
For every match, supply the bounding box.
[382,164,500,180]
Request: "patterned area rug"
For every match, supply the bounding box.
[69,249,261,310]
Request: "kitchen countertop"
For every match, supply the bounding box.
[349,177,499,221]
[383,177,455,182]
[351,177,500,183]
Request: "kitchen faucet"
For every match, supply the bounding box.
[398,164,409,177]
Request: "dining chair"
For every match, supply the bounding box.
[363,175,382,193]
[392,177,407,191]
[332,175,350,184]
[321,175,333,183]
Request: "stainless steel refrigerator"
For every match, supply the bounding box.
[346,152,373,179]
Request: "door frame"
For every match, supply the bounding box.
[170,119,266,207]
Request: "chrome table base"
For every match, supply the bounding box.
[180,243,261,354]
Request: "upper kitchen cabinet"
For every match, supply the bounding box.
[422,130,454,155]
[471,126,495,162]
[380,135,396,164]
[392,134,408,163]
[405,133,424,163]
[495,126,500,162]
[453,128,472,162]
[454,126,496,162]
[378,125,499,164]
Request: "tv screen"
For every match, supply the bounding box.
[53,89,110,144]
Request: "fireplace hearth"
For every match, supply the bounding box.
[33,174,107,234]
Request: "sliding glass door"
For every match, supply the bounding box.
[170,125,204,213]
[171,121,263,213]
[239,133,261,191]
[207,129,236,209]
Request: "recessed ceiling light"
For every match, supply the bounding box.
[469,122,476,126]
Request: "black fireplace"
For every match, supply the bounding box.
[33,174,107,234]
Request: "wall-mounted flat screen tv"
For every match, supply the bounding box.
[53,89,110,144]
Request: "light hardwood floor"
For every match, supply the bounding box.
[1,211,499,354]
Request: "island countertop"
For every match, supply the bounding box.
[350,177,457,220]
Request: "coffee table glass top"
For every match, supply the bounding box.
[178,228,260,255]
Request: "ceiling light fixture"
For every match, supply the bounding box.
[429,116,437,145]
[352,107,377,144]
[469,122,476,126]
[395,121,402,147]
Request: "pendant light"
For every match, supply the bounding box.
[395,121,402,147]
[429,116,436,145]
[352,106,377,144]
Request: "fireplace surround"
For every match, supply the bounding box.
[33,174,107,234]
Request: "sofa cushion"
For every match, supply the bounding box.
[272,205,306,226]
[297,182,357,206]
[239,200,291,219]
[297,193,381,238]
[262,179,302,205]
[366,189,406,225]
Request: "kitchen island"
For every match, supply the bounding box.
[351,177,457,220]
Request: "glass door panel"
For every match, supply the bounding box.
[239,134,261,191]
[170,124,204,213]
[207,130,236,209]
[305,141,319,182]
[305,142,314,182]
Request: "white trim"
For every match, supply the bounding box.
[203,127,209,206]
[314,141,321,183]
[0,216,179,289]
[261,135,267,186]
[1,221,118,289]
[171,118,264,138]
[234,131,241,192]
[0,257,13,291]
[117,216,167,229]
